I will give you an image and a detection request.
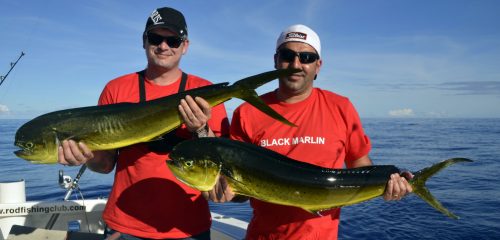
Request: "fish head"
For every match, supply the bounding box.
[14,122,58,164]
[167,140,222,191]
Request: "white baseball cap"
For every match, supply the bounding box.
[276,24,321,58]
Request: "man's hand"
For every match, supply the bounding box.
[58,140,116,174]
[58,140,93,166]
[383,172,413,201]
[202,176,235,203]
[178,95,212,133]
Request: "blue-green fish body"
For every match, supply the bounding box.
[168,138,472,219]
[14,69,299,163]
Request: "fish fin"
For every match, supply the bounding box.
[232,69,299,127]
[52,128,91,147]
[226,176,245,187]
[312,210,325,217]
[302,208,324,217]
[298,207,329,216]
[306,207,338,217]
[221,167,241,184]
[145,128,180,142]
[410,158,473,220]
[146,135,164,142]
[52,128,79,142]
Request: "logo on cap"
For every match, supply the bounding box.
[150,9,164,25]
[285,32,307,41]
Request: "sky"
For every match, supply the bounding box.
[1,0,499,119]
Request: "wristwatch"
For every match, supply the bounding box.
[194,124,210,138]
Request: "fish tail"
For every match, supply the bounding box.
[232,69,300,126]
[409,158,473,219]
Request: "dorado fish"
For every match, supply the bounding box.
[167,137,472,219]
[14,69,299,163]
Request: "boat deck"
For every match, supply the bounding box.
[7,224,241,240]
[1,199,247,240]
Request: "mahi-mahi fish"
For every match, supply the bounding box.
[14,69,299,163]
[167,137,472,219]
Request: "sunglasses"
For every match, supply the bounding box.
[146,32,184,48]
[277,48,319,64]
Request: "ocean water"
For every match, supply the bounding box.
[1,118,499,239]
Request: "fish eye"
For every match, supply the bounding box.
[25,142,34,149]
[184,160,193,168]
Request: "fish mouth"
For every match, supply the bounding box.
[14,148,30,157]
[13,143,31,157]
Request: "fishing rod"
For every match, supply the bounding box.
[62,164,88,200]
[45,164,88,230]
[0,51,25,87]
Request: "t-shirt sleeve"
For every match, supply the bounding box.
[229,106,253,143]
[344,101,371,163]
[208,103,230,137]
[98,84,114,106]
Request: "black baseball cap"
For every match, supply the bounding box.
[144,7,188,39]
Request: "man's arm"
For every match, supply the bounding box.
[178,95,238,202]
[348,154,373,168]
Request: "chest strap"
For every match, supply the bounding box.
[137,70,187,102]
[136,70,189,152]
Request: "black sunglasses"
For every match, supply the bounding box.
[277,48,319,64]
[146,32,184,48]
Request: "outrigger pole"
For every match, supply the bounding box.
[0,51,25,87]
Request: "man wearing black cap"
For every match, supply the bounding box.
[58,7,229,239]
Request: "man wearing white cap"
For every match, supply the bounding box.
[229,24,412,239]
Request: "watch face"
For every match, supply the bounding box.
[197,131,208,138]
[195,125,209,138]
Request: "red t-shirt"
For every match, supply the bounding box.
[99,71,229,239]
[230,88,371,240]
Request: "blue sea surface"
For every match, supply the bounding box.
[1,118,499,239]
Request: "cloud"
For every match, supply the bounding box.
[388,108,415,117]
[423,111,449,118]
[437,81,500,96]
[321,33,500,99]
[0,104,9,114]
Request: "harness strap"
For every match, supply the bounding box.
[138,70,187,101]
[136,70,189,152]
